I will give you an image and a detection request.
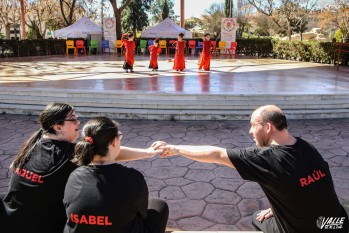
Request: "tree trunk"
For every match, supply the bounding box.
[60,0,76,26]
[287,22,292,41]
[110,0,133,39]
[32,28,38,39]
[5,25,11,39]
[115,10,122,39]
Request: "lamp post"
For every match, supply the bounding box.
[101,0,104,40]
[180,0,184,28]
[20,0,26,39]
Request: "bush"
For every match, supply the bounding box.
[272,39,337,64]
[0,38,345,66]
[0,39,67,58]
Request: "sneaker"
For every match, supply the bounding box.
[130,70,134,73]
[125,70,128,73]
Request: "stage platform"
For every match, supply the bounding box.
[0,54,348,120]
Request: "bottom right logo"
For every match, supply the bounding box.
[317,216,345,230]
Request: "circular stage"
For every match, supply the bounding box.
[1,55,348,120]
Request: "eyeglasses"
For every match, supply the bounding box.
[64,118,79,125]
[118,133,123,139]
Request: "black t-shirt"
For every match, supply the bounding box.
[3,138,77,233]
[63,163,148,233]
[227,137,348,233]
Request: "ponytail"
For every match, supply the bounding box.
[74,117,119,166]
[73,140,94,166]
[11,128,44,170]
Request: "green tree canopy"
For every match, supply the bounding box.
[161,0,169,20]
[121,0,150,36]
[225,0,233,17]
[149,0,176,24]
[201,3,225,37]
[184,17,202,30]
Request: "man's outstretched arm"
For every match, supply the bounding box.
[158,144,235,168]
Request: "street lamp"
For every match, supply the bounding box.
[20,0,26,39]
[101,0,104,39]
[180,0,184,28]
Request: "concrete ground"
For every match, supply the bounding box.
[0,54,348,231]
[0,115,348,231]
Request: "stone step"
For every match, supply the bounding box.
[1,93,349,110]
[1,103,349,120]
[2,99,349,111]
[1,87,349,120]
[1,87,349,101]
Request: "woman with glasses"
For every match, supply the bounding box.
[63,117,169,233]
[2,103,79,233]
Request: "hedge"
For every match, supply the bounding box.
[0,38,81,58]
[0,38,348,66]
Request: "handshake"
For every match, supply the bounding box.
[148,141,179,158]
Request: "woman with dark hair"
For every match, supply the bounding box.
[1,104,165,233]
[198,33,212,71]
[64,117,169,233]
[2,103,80,233]
[122,32,136,73]
[148,38,162,71]
[173,32,186,72]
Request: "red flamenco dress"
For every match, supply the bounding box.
[122,35,136,71]
[198,40,212,71]
[148,45,162,70]
[172,41,186,71]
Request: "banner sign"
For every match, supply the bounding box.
[103,17,117,48]
[221,18,239,48]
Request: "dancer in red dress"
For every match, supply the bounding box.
[122,32,136,73]
[198,33,212,71]
[148,38,162,71]
[172,33,186,72]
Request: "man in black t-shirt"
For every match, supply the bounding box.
[158,105,348,233]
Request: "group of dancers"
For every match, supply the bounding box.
[121,32,212,73]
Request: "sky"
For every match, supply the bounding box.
[173,0,225,19]
[105,0,334,20]
[172,0,334,19]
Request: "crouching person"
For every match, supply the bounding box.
[64,117,169,233]
[156,105,348,233]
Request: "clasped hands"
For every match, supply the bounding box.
[146,141,177,158]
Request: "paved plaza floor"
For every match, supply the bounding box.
[0,115,348,231]
[0,54,348,231]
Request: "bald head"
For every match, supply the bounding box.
[252,105,288,131]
